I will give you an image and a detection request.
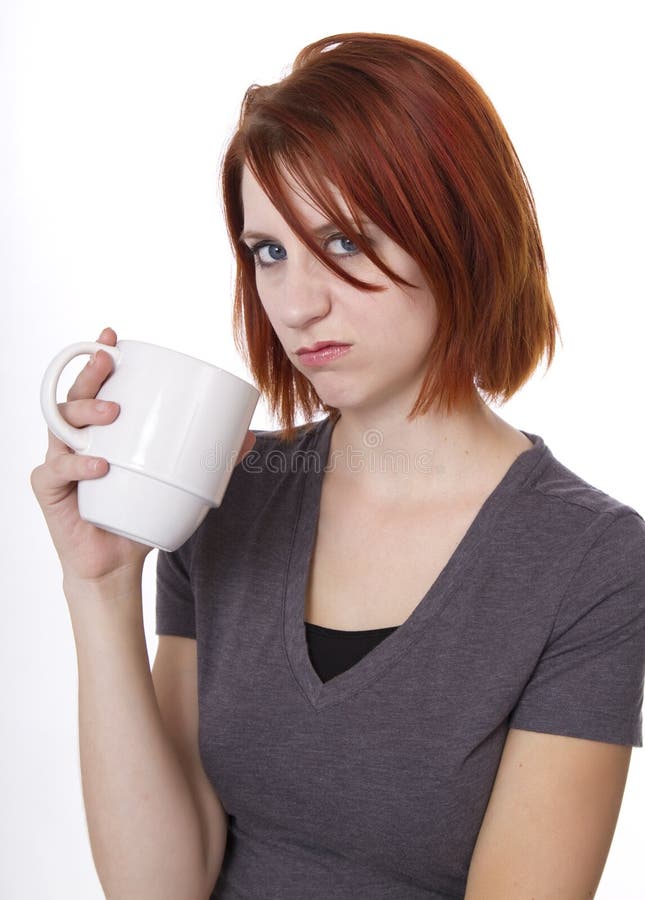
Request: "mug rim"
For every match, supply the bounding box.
[115,339,259,394]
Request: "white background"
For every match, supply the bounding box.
[3,0,644,896]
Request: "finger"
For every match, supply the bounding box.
[45,399,120,460]
[67,327,118,402]
[51,450,109,483]
[96,326,117,345]
[59,397,120,430]
[31,452,109,507]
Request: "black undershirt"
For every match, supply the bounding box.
[305,621,399,683]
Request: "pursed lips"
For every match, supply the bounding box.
[296,341,352,355]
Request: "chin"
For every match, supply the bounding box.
[313,391,352,410]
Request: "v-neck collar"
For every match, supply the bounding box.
[282,415,550,710]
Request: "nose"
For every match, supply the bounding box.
[279,248,334,330]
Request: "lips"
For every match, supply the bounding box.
[296,341,351,355]
[295,343,353,367]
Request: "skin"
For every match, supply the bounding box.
[240,165,533,505]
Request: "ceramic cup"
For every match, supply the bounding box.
[40,339,260,551]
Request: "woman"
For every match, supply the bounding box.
[32,33,645,899]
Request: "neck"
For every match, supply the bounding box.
[325,392,522,502]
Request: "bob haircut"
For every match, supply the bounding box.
[222,32,560,441]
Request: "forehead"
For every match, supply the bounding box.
[240,164,353,229]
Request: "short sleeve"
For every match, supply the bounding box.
[509,511,645,747]
[155,541,196,640]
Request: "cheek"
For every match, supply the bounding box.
[254,283,280,329]
[406,284,438,332]
[261,305,285,340]
[377,296,437,362]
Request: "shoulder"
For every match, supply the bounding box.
[529,439,641,518]
[513,434,644,550]
[489,435,645,632]
[501,441,645,749]
[532,439,645,622]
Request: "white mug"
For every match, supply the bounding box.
[40,339,260,551]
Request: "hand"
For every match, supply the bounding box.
[31,327,257,586]
[31,328,150,584]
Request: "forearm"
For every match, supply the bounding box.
[65,574,209,900]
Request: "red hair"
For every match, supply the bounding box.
[222,32,560,441]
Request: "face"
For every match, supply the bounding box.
[240,165,439,417]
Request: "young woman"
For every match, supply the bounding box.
[32,32,645,899]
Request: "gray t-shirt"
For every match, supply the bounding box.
[156,415,645,899]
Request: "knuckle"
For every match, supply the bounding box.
[30,465,44,491]
[43,455,60,479]
[31,459,58,493]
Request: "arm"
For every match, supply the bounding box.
[464,727,632,899]
[31,327,230,898]
[152,634,229,893]
[66,574,224,900]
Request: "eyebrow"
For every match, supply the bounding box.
[238,224,332,246]
[238,219,373,246]
[238,230,278,246]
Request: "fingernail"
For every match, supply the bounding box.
[88,354,96,366]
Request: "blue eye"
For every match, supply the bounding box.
[246,232,361,269]
[326,234,359,256]
[250,242,287,267]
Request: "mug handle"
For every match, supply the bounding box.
[40,341,122,451]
